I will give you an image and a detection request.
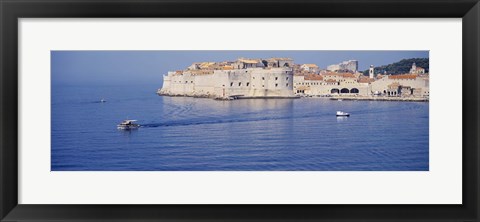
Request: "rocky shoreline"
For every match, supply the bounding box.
[157,92,298,100]
[158,91,428,102]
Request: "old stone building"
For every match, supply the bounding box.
[370,74,429,97]
[293,72,369,96]
[160,58,429,100]
[159,58,295,98]
[327,60,359,72]
[293,72,429,98]
[409,62,426,74]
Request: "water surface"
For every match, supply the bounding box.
[52,84,429,171]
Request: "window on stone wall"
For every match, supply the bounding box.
[262,85,265,88]
[230,82,233,87]
[275,84,278,87]
[286,77,289,80]
[239,82,242,86]
[275,77,278,80]
[246,82,250,86]
[286,83,289,87]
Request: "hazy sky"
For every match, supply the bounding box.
[52,50,428,85]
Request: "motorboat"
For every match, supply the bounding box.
[117,120,140,130]
[336,111,350,117]
[100,98,106,103]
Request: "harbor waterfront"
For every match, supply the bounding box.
[159,57,429,101]
[52,84,429,171]
[329,97,429,102]
[51,51,430,171]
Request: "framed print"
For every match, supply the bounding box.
[1,0,479,221]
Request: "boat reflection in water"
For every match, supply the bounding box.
[336,116,349,122]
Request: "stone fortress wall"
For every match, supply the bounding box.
[159,58,295,98]
[159,58,429,100]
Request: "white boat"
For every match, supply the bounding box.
[336,111,350,117]
[338,99,343,101]
[117,120,140,130]
[100,98,106,103]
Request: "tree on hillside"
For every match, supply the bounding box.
[362,58,429,76]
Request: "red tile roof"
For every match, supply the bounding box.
[304,74,323,81]
[388,74,417,80]
[358,78,374,83]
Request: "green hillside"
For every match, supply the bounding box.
[362,58,429,76]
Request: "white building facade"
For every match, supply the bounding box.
[293,73,429,97]
[327,60,358,72]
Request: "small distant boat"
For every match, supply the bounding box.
[336,111,350,117]
[337,99,343,101]
[117,120,140,130]
[100,98,106,103]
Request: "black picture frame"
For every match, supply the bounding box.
[1,0,479,221]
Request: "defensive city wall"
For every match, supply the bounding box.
[158,58,295,99]
[158,58,429,100]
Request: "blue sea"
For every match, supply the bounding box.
[51,84,429,171]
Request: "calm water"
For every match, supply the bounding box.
[52,84,429,171]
